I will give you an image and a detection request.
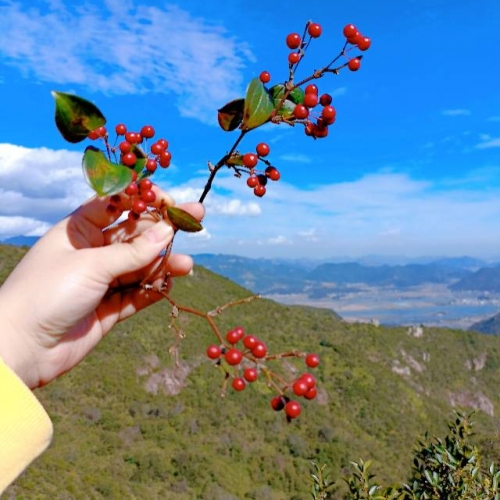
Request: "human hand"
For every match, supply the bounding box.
[0,187,204,389]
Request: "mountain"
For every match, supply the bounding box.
[1,235,40,247]
[450,266,500,293]
[3,243,500,499]
[194,254,472,296]
[469,312,500,335]
[305,262,469,287]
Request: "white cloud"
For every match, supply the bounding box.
[0,216,52,239]
[0,1,252,124]
[278,153,312,164]
[441,109,471,117]
[0,143,92,224]
[3,143,500,259]
[476,137,500,149]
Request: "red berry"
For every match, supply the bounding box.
[132,198,147,214]
[125,132,140,144]
[232,377,246,392]
[259,71,271,84]
[265,166,280,181]
[357,36,371,51]
[140,189,156,203]
[95,126,107,138]
[121,152,137,167]
[322,106,336,121]
[115,123,127,135]
[292,379,309,397]
[285,400,301,419]
[146,158,158,173]
[252,341,267,359]
[348,58,361,71]
[128,211,140,221]
[307,22,322,38]
[304,386,317,400]
[293,104,309,120]
[271,396,286,411]
[243,335,258,350]
[286,32,301,49]
[254,185,266,197]
[347,32,362,45]
[125,182,138,196]
[159,151,172,168]
[157,138,169,149]
[256,142,270,157]
[303,93,318,108]
[243,367,258,383]
[343,24,358,38]
[305,353,320,368]
[206,344,221,360]
[139,178,153,191]
[319,93,333,106]
[300,373,316,389]
[140,125,155,139]
[304,122,316,137]
[305,84,318,95]
[87,130,99,140]
[225,348,243,366]
[243,153,258,168]
[226,327,244,344]
[247,175,259,188]
[288,52,301,65]
[314,125,329,138]
[119,141,132,154]
[150,142,164,155]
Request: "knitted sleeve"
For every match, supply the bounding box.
[0,358,53,494]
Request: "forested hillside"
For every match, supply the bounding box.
[2,244,500,499]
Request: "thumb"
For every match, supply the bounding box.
[96,221,174,281]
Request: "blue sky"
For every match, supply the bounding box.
[1,0,499,260]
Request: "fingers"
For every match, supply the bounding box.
[73,186,176,231]
[95,221,175,282]
[104,201,205,245]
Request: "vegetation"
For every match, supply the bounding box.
[2,244,500,499]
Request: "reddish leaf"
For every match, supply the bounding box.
[52,91,106,143]
[217,98,245,131]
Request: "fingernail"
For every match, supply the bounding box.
[145,221,173,243]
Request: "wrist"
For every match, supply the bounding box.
[0,294,38,389]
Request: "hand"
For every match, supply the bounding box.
[0,187,204,389]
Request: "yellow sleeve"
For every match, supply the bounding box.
[0,358,53,494]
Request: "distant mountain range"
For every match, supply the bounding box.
[193,254,500,298]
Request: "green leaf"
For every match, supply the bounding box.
[269,84,304,104]
[273,98,296,119]
[217,98,244,131]
[82,146,133,196]
[166,206,203,233]
[242,78,274,130]
[52,91,106,143]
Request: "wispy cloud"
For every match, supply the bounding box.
[0,1,252,124]
[476,137,500,149]
[441,109,471,117]
[278,153,312,164]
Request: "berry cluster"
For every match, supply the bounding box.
[343,23,371,72]
[285,21,323,66]
[241,142,280,197]
[206,325,320,421]
[88,123,172,218]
